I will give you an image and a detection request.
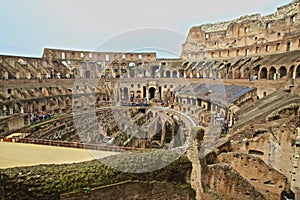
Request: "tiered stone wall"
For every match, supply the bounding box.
[182,0,300,60]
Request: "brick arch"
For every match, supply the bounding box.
[278,66,287,78]
[220,71,225,79]
[269,66,276,80]
[80,62,87,69]
[243,67,250,79]
[192,68,198,77]
[259,67,268,79]
[252,65,260,78]
[49,98,57,107]
[57,97,65,107]
[120,62,127,71]
[80,62,87,78]
[172,70,178,78]
[135,90,142,98]
[234,70,241,79]
[85,70,91,79]
[52,60,60,68]
[151,66,159,78]
[13,103,21,113]
[65,96,72,106]
[95,95,102,106]
[88,62,96,72]
[288,65,295,78]
[165,70,171,78]
[296,65,300,78]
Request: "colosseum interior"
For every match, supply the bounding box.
[1,0,300,200]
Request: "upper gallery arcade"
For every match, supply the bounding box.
[1,0,300,81]
[181,0,300,60]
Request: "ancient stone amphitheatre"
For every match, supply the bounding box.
[1,0,300,199]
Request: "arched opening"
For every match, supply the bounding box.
[149,87,156,100]
[53,61,59,68]
[165,70,171,78]
[95,96,101,106]
[65,97,72,106]
[80,62,87,69]
[179,69,184,78]
[234,70,241,79]
[123,87,129,100]
[137,69,142,78]
[151,66,159,78]
[104,68,110,78]
[192,69,197,78]
[58,98,64,107]
[278,66,287,78]
[85,70,91,79]
[288,65,295,78]
[243,68,250,79]
[269,67,276,80]
[136,90,142,98]
[89,62,96,71]
[252,65,260,79]
[260,67,267,79]
[296,65,300,78]
[172,70,177,78]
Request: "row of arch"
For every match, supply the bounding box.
[1,96,72,117]
[185,64,300,80]
[78,62,181,79]
[1,91,114,117]
[257,65,300,80]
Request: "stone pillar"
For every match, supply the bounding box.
[160,124,166,147]
[2,106,7,116]
[9,106,14,115]
[293,71,296,79]
[156,91,160,99]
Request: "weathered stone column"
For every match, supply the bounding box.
[160,122,167,147]
[187,128,205,200]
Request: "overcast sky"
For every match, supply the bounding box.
[0,0,292,58]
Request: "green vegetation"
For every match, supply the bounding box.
[0,156,192,200]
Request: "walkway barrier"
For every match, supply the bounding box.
[17,138,144,152]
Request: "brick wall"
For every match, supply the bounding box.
[60,181,196,200]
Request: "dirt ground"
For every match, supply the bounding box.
[0,142,119,169]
